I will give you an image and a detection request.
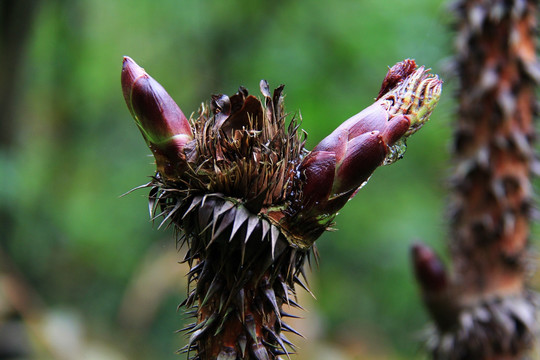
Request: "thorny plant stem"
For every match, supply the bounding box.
[123,57,441,359]
[412,1,539,359]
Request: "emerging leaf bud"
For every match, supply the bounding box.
[411,242,461,332]
[121,56,193,180]
[411,243,448,292]
[297,60,442,222]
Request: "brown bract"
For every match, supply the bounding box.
[377,58,417,100]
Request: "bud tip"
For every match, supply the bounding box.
[411,242,448,292]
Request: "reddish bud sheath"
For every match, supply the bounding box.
[411,243,462,332]
[332,131,388,196]
[411,243,448,293]
[377,58,417,100]
[295,59,441,224]
[300,151,336,207]
[121,56,193,180]
[298,101,411,214]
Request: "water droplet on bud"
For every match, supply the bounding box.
[383,139,407,165]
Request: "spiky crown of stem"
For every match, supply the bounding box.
[122,57,442,360]
[183,81,305,213]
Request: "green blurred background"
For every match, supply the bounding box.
[0,0,463,359]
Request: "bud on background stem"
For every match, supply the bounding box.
[408,1,539,359]
[411,243,461,332]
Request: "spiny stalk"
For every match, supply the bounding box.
[412,1,539,359]
[122,57,442,359]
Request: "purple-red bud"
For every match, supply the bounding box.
[332,131,387,196]
[411,243,462,332]
[380,115,410,145]
[411,243,448,292]
[377,59,416,100]
[300,151,336,208]
[121,56,193,180]
[294,59,441,226]
[298,101,410,214]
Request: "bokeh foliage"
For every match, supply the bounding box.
[1,0,454,359]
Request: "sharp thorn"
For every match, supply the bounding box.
[238,334,247,357]
[230,205,250,241]
[270,225,279,259]
[294,275,316,299]
[282,322,305,338]
[182,196,203,220]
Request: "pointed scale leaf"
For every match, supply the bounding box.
[186,313,214,335]
[216,347,236,360]
[183,196,204,220]
[177,344,190,354]
[287,298,304,311]
[238,334,247,358]
[264,326,290,360]
[214,307,233,336]
[150,207,168,222]
[178,322,197,333]
[195,259,213,300]
[272,349,290,357]
[251,344,271,360]
[240,239,248,266]
[244,313,259,343]
[200,276,222,308]
[242,216,260,262]
[186,262,203,279]
[187,329,204,350]
[198,198,215,232]
[264,287,281,322]
[286,249,298,280]
[237,288,245,323]
[211,201,235,237]
[210,207,237,246]
[230,205,250,241]
[270,225,280,259]
[280,309,300,319]
[244,188,268,214]
[261,219,270,241]
[312,244,320,267]
[280,279,290,306]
